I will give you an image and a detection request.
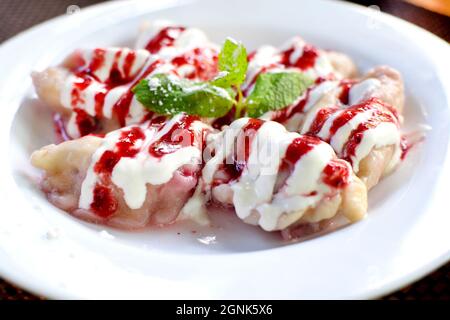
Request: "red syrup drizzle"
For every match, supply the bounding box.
[329,98,398,138]
[247,50,257,62]
[306,106,339,136]
[282,135,320,168]
[302,98,398,153]
[93,49,148,122]
[122,51,137,78]
[342,109,395,164]
[87,48,106,74]
[400,131,426,161]
[171,47,218,81]
[338,79,357,105]
[269,77,330,124]
[69,73,99,135]
[218,119,264,184]
[211,106,236,129]
[84,48,139,85]
[322,160,350,189]
[68,48,147,136]
[71,73,92,105]
[328,106,366,138]
[400,137,411,161]
[148,114,199,158]
[282,135,349,190]
[94,127,146,174]
[270,92,308,124]
[280,44,319,70]
[91,185,118,218]
[74,108,98,136]
[90,126,146,218]
[145,26,186,53]
[112,59,164,127]
[242,64,279,97]
[148,115,168,126]
[66,27,218,137]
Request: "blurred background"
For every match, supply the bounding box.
[0,0,448,300]
[0,0,449,43]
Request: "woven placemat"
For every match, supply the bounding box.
[0,0,448,300]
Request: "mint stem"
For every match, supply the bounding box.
[234,88,246,119]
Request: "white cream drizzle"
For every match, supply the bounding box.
[103,86,129,118]
[79,128,126,209]
[243,45,280,91]
[134,19,174,49]
[135,20,218,59]
[203,118,341,231]
[66,115,80,139]
[112,145,200,209]
[60,74,104,116]
[304,81,340,113]
[326,109,374,154]
[279,36,336,79]
[351,122,401,173]
[61,52,156,137]
[296,81,340,132]
[202,118,249,186]
[79,114,205,211]
[348,78,381,105]
[160,28,216,60]
[80,48,150,82]
[303,54,335,79]
[230,121,295,230]
[60,23,218,138]
[261,79,340,132]
[256,142,336,230]
[301,100,401,174]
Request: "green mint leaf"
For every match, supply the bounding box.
[132,74,235,118]
[211,38,248,88]
[246,71,313,118]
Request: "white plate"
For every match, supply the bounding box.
[0,0,449,299]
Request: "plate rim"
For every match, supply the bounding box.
[0,0,449,299]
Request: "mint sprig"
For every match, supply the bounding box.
[247,72,313,117]
[132,74,234,117]
[132,37,313,119]
[211,38,248,89]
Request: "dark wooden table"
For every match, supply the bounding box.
[0,0,449,300]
